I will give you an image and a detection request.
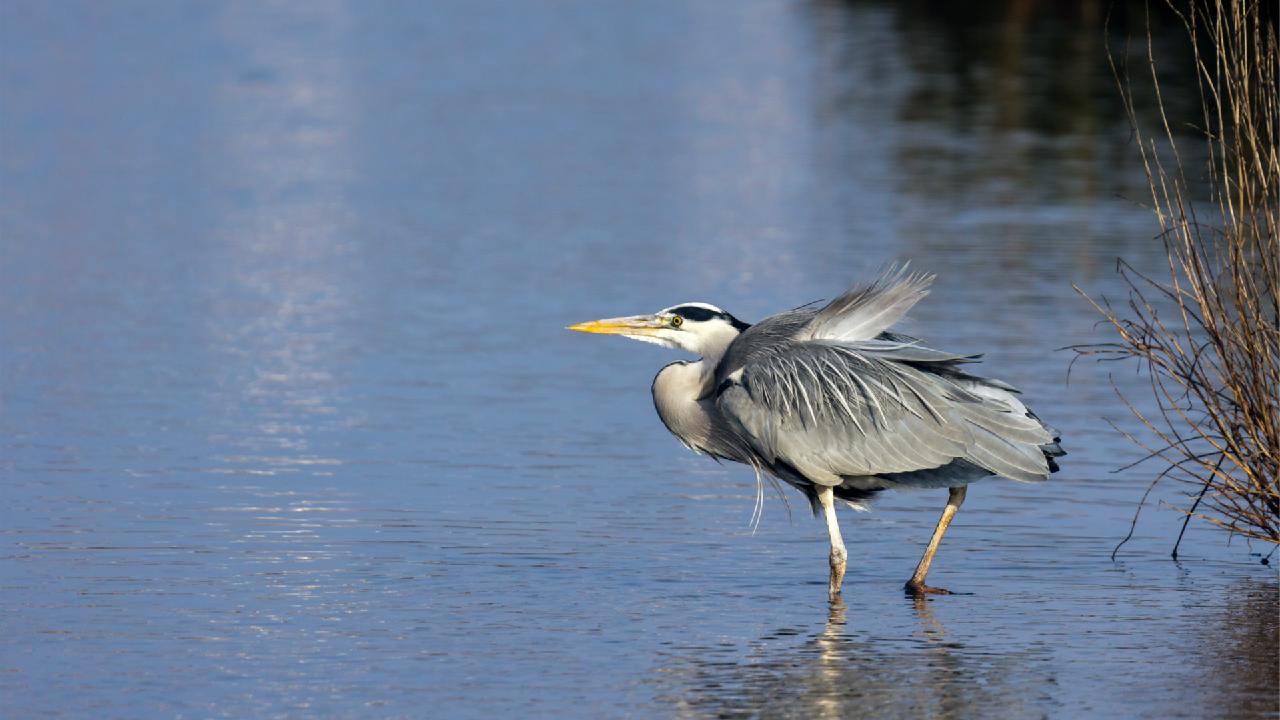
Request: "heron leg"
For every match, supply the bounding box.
[905,486,967,597]
[818,486,847,600]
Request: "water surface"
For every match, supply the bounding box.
[2,1,1275,718]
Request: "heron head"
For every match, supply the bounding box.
[568,302,749,357]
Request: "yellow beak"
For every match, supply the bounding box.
[566,314,665,336]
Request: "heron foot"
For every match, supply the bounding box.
[828,547,847,599]
[904,580,954,597]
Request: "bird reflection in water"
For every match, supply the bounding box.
[652,598,1054,719]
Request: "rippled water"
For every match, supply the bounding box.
[2,1,1276,718]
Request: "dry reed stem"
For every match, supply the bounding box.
[1077,0,1279,547]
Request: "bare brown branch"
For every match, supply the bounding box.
[1077,0,1279,547]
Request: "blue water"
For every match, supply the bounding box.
[2,1,1275,718]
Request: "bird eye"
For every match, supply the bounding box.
[670,315,683,328]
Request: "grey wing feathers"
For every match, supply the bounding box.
[714,270,1061,490]
[799,265,934,342]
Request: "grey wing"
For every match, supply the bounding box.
[714,268,1060,489]
[716,340,1057,488]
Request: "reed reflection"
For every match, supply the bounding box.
[1188,579,1279,718]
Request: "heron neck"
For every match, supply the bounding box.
[694,338,733,381]
[652,360,716,453]
[656,358,715,400]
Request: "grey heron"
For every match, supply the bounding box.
[568,268,1064,599]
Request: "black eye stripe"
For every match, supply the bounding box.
[670,305,750,332]
[671,306,720,322]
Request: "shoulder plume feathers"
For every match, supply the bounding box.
[798,265,934,343]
